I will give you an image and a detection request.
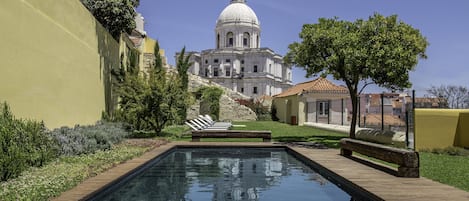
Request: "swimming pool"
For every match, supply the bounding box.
[87,147,362,201]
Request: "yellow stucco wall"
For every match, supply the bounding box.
[144,38,165,55]
[0,0,119,128]
[273,98,286,123]
[144,37,167,67]
[144,38,157,54]
[273,96,305,125]
[456,113,469,148]
[415,109,469,150]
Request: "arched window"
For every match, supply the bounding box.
[217,34,220,49]
[226,32,234,47]
[243,32,250,47]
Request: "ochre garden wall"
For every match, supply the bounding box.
[414,109,469,150]
[0,0,119,128]
[456,112,469,148]
[273,96,304,125]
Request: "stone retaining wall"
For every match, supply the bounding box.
[187,74,257,121]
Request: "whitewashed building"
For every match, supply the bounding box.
[177,0,292,98]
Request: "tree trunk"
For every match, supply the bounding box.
[349,91,358,139]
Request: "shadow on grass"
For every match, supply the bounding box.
[274,135,346,148]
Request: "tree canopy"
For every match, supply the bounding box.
[285,13,428,137]
[81,0,138,39]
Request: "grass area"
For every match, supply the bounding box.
[420,152,469,191]
[160,125,191,138]
[235,121,348,147]
[168,121,348,147]
[0,144,152,201]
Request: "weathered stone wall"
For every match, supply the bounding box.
[219,95,256,121]
[187,74,257,121]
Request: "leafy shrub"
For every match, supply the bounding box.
[110,45,191,134]
[49,121,130,156]
[0,102,58,181]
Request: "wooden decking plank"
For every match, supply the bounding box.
[289,146,469,201]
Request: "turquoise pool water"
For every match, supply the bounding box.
[91,148,355,201]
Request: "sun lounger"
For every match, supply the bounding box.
[196,118,231,129]
[185,118,230,131]
[200,115,232,127]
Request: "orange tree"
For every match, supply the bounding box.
[285,13,428,138]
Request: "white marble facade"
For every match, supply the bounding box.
[178,0,292,98]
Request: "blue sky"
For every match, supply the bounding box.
[137,0,469,96]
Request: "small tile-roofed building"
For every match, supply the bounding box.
[273,77,350,125]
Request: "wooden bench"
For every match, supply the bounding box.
[191,130,271,142]
[340,138,419,178]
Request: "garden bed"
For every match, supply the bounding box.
[0,139,167,201]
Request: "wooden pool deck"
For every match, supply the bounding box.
[53,142,469,201]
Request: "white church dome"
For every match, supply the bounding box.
[217,0,259,26]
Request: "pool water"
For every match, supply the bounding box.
[92,148,353,201]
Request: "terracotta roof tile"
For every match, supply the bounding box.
[274,77,348,98]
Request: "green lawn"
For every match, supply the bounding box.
[169,121,348,147]
[420,152,469,191]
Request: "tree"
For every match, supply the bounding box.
[427,85,469,109]
[285,13,428,138]
[143,44,189,133]
[176,47,193,91]
[111,42,192,134]
[144,72,186,134]
[111,49,148,130]
[153,41,164,74]
[81,0,138,39]
[175,47,193,122]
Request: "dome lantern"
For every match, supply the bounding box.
[230,0,246,3]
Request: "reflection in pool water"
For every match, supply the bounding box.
[96,148,352,201]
